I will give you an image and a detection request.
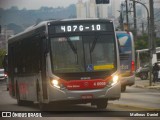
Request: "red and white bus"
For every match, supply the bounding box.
[7,18,121,110]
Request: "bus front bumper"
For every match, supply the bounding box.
[48,82,121,103]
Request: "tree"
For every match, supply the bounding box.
[7,23,23,34]
[155,37,160,47]
[135,34,160,50]
[135,34,148,50]
[36,18,43,24]
[10,6,19,11]
[0,49,6,68]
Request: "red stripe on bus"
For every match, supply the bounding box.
[60,76,112,90]
[19,83,28,94]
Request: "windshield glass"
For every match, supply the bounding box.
[50,34,116,73]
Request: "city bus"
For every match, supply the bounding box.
[116,31,135,92]
[7,18,121,110]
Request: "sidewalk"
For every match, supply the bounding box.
[134,77,160,90]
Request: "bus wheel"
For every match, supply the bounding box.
[95,99,108,109]
[121,85,126,92]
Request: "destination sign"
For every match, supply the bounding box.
[54,23,112,33]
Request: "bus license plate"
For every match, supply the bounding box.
[81,94,93,99]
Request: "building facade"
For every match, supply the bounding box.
[0,28,14,50]
[76,0,121,19]
[76,0,87,18]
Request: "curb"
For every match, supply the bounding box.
[134,85,145,88]
[147,86,160,89]
[109,103,160,111]
[134,85,160,90]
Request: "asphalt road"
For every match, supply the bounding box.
[109,85,160,111]
[0,80,160,119]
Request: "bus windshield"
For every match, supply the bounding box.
[50,34,116,73]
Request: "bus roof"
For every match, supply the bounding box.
[8,18,113,44]
[8,20,49,43]
[50,18,112,24]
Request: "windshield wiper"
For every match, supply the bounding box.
[66,37,77,54]
[90,36,98,53]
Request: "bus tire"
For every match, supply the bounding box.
[95,99,108,109]
[121,85,126,92]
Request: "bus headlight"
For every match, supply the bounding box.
[107,75,119,86]
[50,78,66,89]
[51,79,60,88]
[111,75,119,86]
[52,79,59,86]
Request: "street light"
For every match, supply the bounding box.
[130,0,150,38]
[130,0,152,86]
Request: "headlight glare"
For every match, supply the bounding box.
[51,79,60,88]
[111,75,119,86]
[52,80,58,85]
